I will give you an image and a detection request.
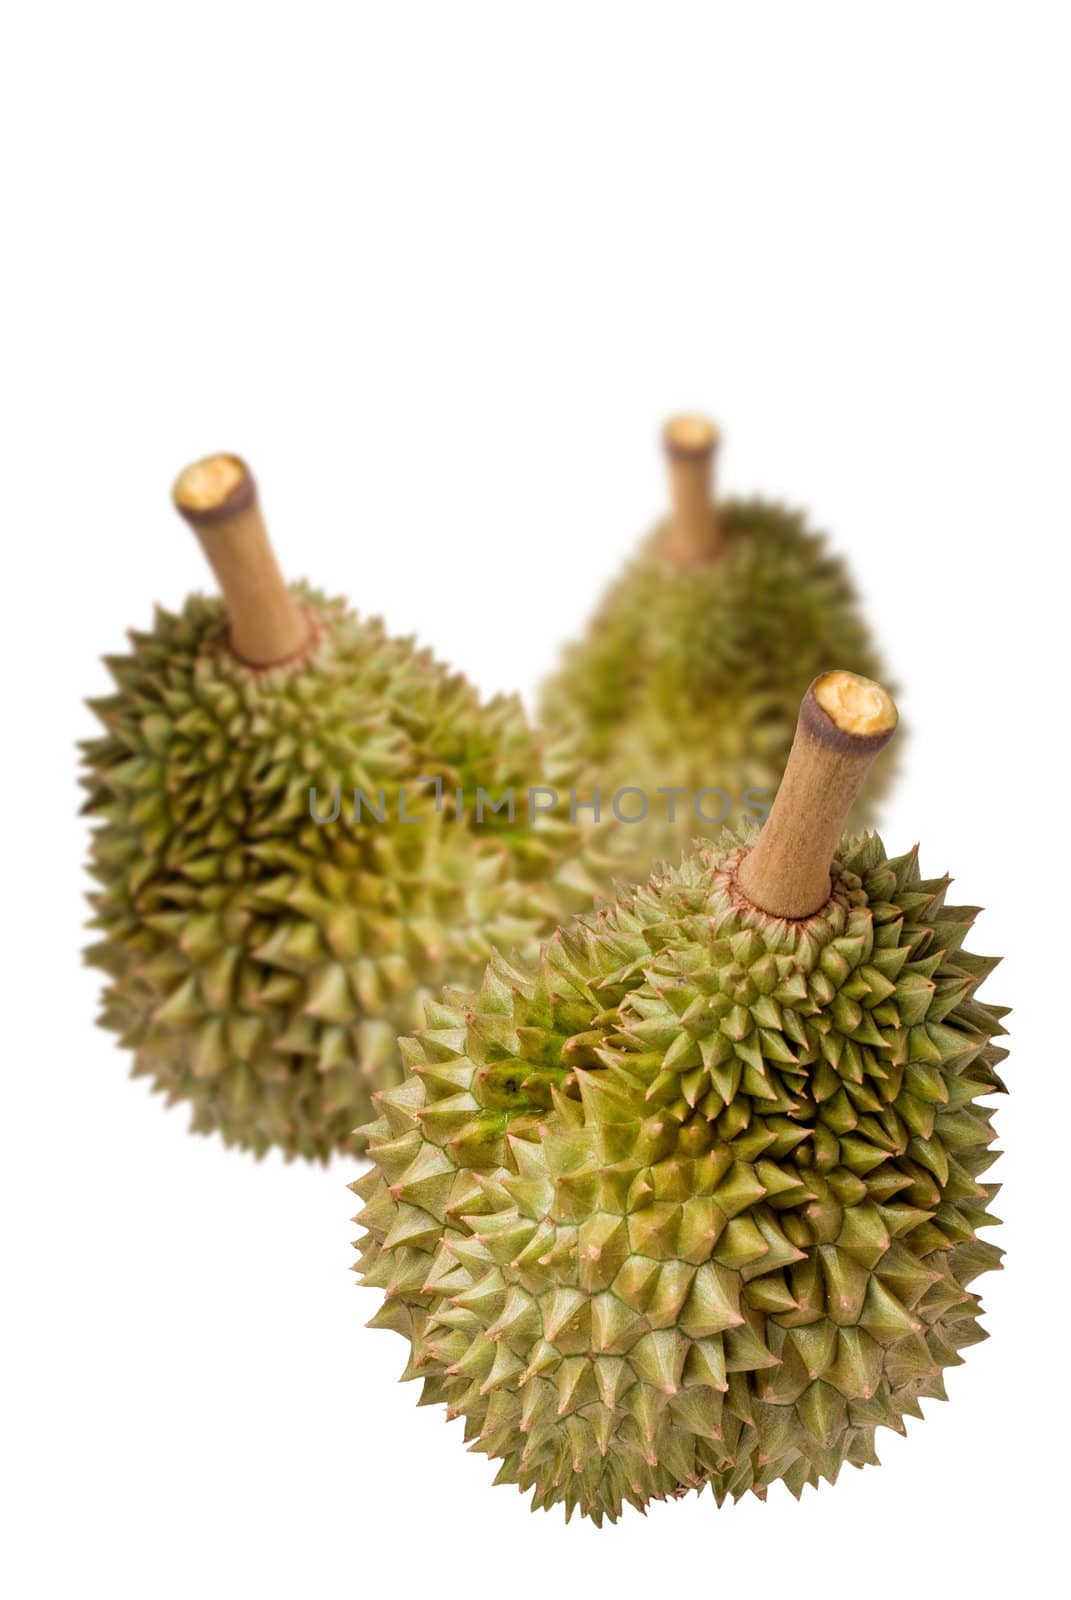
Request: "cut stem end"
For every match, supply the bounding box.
[173,454,253,521]
[813,670,898,739]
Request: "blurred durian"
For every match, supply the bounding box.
[539,417,894,873]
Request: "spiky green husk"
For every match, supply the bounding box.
[82,587,604,1161]
[539,501,894,870]
[354,830,1005,1523]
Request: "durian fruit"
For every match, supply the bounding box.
[82,453,603,1161]
[354,671,1005,1524]
[539,418,893,871]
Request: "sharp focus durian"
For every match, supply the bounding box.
[354,672,1005,1524]
[82,453,602,1161]
[539,417,895,872]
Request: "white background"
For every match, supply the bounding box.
[3,4,1069,1596]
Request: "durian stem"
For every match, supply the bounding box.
[661,414,722,568]
[172,454,309,668]
[737,671,898,919]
